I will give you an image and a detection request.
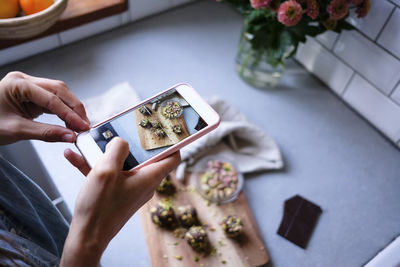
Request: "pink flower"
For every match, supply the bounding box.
[327,0,349,20]
[278,0,303,26]
[306,0,319,19]
[250,0,272,9]
[356,0,371,18]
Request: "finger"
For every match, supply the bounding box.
[21,102,45,119]
[64,149,91,176]
[21,82,89,131]
[23,75,90,124]
[14,118,76,143]
[132,151,181,186]
[95,137,130,173]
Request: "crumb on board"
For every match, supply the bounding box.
[209,226,216,231]
[173,242,179,246]
[218,240,225,247]
[221,259,227,264]
[194,255,199,262]
[163,254,168,259]
[210,247,217,256]
[175,255,183,261]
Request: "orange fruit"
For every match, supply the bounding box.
[0,0,20,19]
[19,0,53,15]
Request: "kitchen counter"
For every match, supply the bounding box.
[1,1,400,266]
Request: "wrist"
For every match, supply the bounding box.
[61,218,107,267]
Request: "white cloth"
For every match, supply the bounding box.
[84,82,140,125]
[83,83,284,177]
[175,96,283,179]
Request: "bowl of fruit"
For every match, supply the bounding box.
[0,0,68,39]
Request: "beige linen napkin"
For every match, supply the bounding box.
[175,96,284,179]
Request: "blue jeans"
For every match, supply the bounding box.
[0,155,69,266]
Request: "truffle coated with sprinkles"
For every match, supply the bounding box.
[156,175,176,195]
[150,200,177,229]
[185,226,210,252]
[221,215,243,238]
[176,205,200,228]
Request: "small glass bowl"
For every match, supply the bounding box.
[193,156,243,205]
[160,99,183,119]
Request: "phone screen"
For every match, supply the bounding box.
[90,88,208,170]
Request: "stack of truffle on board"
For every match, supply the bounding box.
[150,175,244,256]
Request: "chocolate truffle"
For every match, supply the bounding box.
[150,201,177,229]
[151,121,163,129]
[185,226,209,252]
[176,206,199,228]
[156,176,176,195]
[138,106,152,116]
[221,215,243,238]
[154,128,166,138]
[172,125,182,134]
[139,118,152,128]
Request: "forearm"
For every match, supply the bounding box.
[60,219,107,267]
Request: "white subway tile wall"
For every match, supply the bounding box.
[129,0,172,21]
[59,15,122,45]
[343,75,400,142]
[171,0,195,7]
[378,8,400,58]
[0,0,194,66]
[296,38,353,95]
[347,0,394,40]
[334,31,400,95]
[297,0,400,147]
[316,31,338,50]
[120,11,132,25]
[0,35,60,66]
[391,83,400,106]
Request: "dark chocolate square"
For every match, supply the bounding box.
[277,195,322,249]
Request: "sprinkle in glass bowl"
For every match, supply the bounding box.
[194,156,243,204]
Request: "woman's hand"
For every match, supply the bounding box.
[0,71,90,145]
[61,137,181,267]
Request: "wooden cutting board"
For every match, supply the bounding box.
[139,171,269,267]
[133,104,189,151]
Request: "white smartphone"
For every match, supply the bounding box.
[76,83,220,171]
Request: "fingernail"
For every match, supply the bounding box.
[62,134,75,142]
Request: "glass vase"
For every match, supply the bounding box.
[235,31,292,88]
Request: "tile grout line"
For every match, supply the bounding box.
[375,5,396,42]
[56,33,63,47]
[352,21,400,62]
[389,80,400,97]
[296,57,400,149]
[388,0,400,8]
[330,32,341,52]
[314,37,395,97]
[340,71,356,97]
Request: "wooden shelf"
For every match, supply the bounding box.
[0,0,128,50]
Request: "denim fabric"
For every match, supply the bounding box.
[0,155,69,266]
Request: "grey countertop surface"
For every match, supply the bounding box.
[1,1,400,266]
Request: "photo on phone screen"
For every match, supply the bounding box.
[90,88,208,170]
